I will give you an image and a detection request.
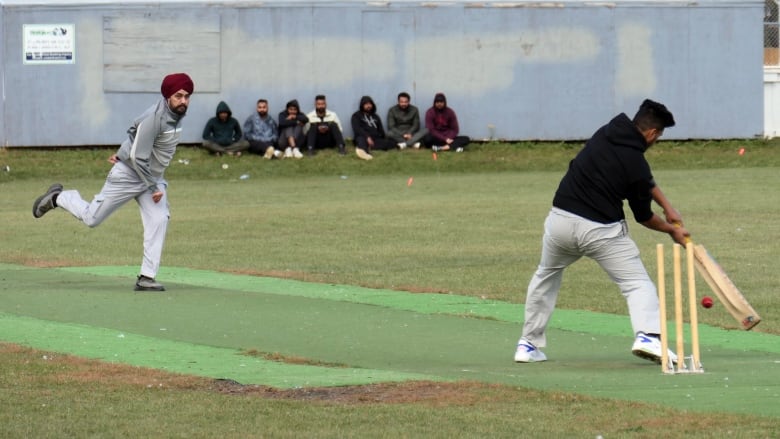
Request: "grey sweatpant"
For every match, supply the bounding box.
[386,128,429,146]
[521,207,660,347]
[56,161,169,279]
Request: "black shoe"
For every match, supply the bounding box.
[338,145,346,155]
[307,147,316,157]
[32,183,63,218]
[135,275,166,292]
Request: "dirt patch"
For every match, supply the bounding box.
[1,343,208,390]
[242,349,349,368]
[2,342,516,406]
[209,379,516,406]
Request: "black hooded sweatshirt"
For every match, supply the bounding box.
[552,113,656,224]
[277,99,309,129]
[351,96,386,139]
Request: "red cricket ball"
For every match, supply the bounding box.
[701,296,714,309]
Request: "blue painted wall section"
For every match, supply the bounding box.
[0,1,765,146]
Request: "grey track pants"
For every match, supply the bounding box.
[521,207,661,347]
[56,161,169,279]
[387,128,429,146]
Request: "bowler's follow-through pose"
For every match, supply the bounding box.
[514,99,690,365]
[32,73,194,292]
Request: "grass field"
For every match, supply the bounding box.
[1,141,779,438]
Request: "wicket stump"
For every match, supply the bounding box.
[656,243,704,374]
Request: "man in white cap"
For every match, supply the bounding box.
[32,73,195,292]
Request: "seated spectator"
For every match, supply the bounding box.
[386,92,428,150]
[423,93,470,152]
[202,101,249,156]
[351,96,396,160]
[304,94,346,156]
[277,99,308,159]
[243,99,280,159]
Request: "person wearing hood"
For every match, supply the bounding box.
[423,93,470,152]
[513,99,689,366]
[350,96,396,160]
[277,99,308,159]
[243,98,280,159]
[202,101,248,156]
[31,73,194,292]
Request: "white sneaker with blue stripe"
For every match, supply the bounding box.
[514,338,547,363]
[631,332,678,364]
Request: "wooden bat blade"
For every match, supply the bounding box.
[692,244,761,330]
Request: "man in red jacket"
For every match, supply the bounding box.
[423,92,470,152]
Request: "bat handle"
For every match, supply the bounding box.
[673,222,692,244]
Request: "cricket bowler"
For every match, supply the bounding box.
[32,73,194,292]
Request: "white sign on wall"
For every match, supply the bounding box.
[23,24,75,64]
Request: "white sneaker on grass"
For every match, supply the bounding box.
[514,338,547,363]
[292,147,304,159]
[631,332,678,364]
[284,147,293,158]
[355,148,373,160]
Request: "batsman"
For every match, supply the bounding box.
[514,99,690,364]
[32,73,194,292]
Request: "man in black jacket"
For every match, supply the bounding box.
[514,99,690,365]
[350,95,396,160]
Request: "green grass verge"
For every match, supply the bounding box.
[2,342,779,439]
[2,141,780,437]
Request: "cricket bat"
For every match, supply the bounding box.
[692,244,761,330]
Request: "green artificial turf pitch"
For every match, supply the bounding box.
[1,263,778,417]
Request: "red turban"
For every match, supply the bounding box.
[160,73,194,99]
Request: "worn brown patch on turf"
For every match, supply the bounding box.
[209,379,520,406]
[241,349,349,368]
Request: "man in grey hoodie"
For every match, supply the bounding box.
[31,73,194,292]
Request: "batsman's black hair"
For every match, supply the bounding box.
[633,99,675,131]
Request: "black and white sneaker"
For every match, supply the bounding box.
[32,183,63,218]
[135,275,166,292]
